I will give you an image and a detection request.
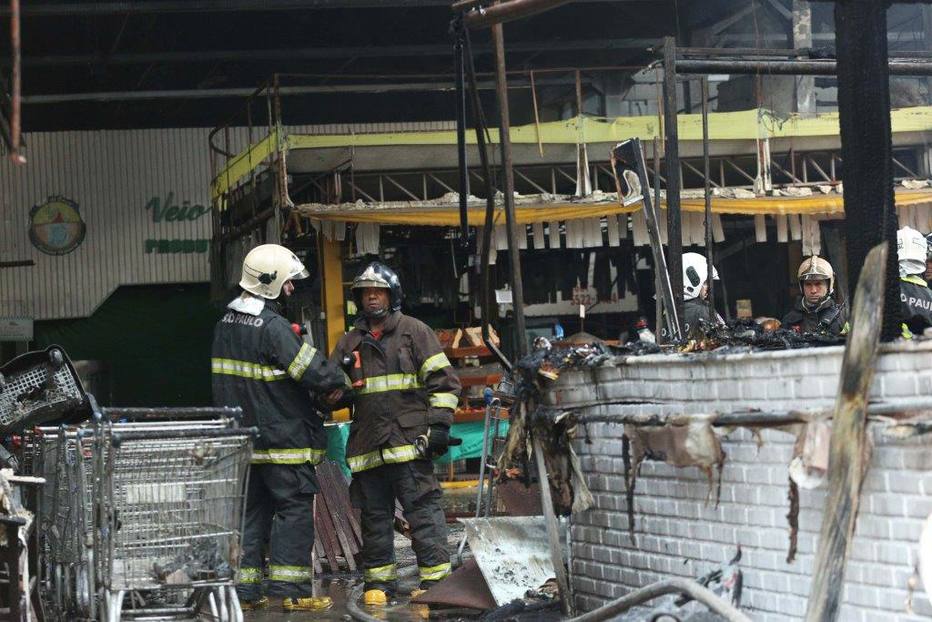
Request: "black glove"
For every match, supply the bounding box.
[426,424,450,458]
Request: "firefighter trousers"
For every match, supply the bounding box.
[237,462,318,600]
[350,460,451,590]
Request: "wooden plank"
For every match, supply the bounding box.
[318,460,362,556]
[532,434,573,616]
[804,242,887,622]
[312,539,324,575]
[444,345,492,358]
[313,481,344,574]
[317,483,356,572]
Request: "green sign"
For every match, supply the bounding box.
[144,193,210,254]
[145,192,211,222]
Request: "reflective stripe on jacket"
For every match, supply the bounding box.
[900,276,932,336]
[330,311,462,473]
[211,295,349,464]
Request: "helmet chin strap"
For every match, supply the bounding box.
[802,295,831,313]
[363,305,389,320]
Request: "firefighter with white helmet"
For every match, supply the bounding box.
[326,261,461,605]
[782,256,848,335]
[897,226,932,336]
[211,244,349,611]
[681,252,724,334]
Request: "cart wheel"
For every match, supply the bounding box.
[49,349,64,371]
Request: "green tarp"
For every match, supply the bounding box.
[325,419,509,478]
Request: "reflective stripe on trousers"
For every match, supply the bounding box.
[268,565,313,583]
[419,561,452,582]
[346,444,419,473]
[251,447,326,465]
[364,563,397,583]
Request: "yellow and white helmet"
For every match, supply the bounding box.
[239,244,309,299]
[797,256,834,295]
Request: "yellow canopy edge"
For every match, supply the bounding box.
[297,190,932,225]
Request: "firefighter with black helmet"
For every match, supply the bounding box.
[897,226,932,336]
[327,261,462,605]
[211,244,349,612]
[782,256,848,336]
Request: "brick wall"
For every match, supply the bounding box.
[548,341,932,621]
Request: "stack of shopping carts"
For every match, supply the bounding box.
[26,407,255,622]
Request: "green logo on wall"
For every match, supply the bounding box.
[28,196,86,255]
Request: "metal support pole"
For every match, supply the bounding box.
[453,20,470,242]
[701,77,714,323]
[492,16,528,357]
[662,36,684,330]
[8,0,24,164]
[653,136,664,341]
[675,58,932,76]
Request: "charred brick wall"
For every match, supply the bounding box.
[545,341,932,622]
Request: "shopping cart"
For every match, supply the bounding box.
[0,346,87,435]
[26,405,255,622]
[96,425,255,622]
[28,425,96,621]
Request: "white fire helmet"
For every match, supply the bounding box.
[239,244,310,299]
[797,256,834,296]
[682,252,719,301]
[897,226,928,277]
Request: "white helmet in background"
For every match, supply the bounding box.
[682,252,719,301]
[239,244,310,299]
[897,226,928,277]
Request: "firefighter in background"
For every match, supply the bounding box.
[327,262,461,605]
[925,232,932,283]
[782,256,848,336]
[211,244,349,612]
[681,252,724,334]
[897,226,932,336]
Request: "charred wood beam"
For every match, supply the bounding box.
[805,242,887,622]
[834,0,901,342]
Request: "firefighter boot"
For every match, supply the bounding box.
[363,582,397,606]
[283,596,334,611]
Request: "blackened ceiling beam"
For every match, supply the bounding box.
[12,38,661,67]
[0,0,643,17]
